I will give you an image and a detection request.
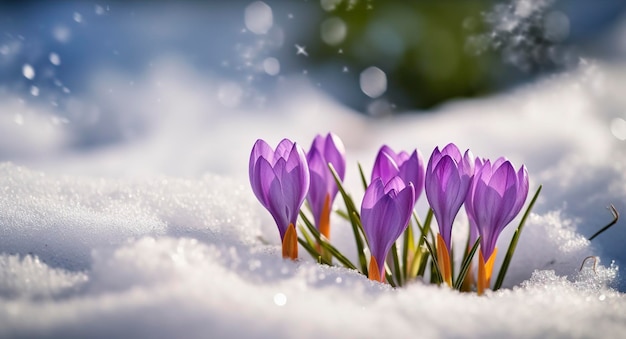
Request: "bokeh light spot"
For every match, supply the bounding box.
[321,0,342,12]
[263,57,280,76]
[360,66,387,98]
[52,25,71,43]
[273,292,287,306]
[320,17,347,46]
[49,52,62,66]
[610,118,626,141]
[22,64,35,80]
[244,1,273,35]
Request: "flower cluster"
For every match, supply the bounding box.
[249,133,537,294]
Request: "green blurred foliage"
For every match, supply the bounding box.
[315,0,498,111]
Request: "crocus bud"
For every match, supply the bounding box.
[425,143,474,285]
[371,145,424,203]
[306,133,346,239]
[361,177,415,282]
[465,157,529,294]
[249,138,310,260]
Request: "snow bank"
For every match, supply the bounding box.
[0,161,622,338]
[1,51,626,339]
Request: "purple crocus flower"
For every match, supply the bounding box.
[361,177,415,282]
[464,157,485,247]
[306,133,346,239]
[465,157,529,293]
[249,138,310,259]
[371,145,424,203]
[424,143,474,285]
[425,143,474,251]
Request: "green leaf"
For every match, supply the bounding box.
[335,209,350,220]
[299,211,358,270]
[385,270,397,288]
[298,224,318,252]
[493,185,542,291]
[423,236,443,285]
[323,242,358,270]
[588,204,619,241]
[415,246,430,277]
[402,220,415,279]
[417,247,430,277]
[357,162,369,191]
[298,237,329,265]
[417,208,434,248]
[450,246,455,282]
[453,236,481,290]
[329,162,369,274]
[391,242,403,286]
[350,211,369,275]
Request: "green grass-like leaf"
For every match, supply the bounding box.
[453,237,481,290]
[335,209,350,220]
[588,204,619,241]
[391,242,403,286]
[298,223,318,252]
[299,211,358,270]
[493,185,542,291]
[416,247,430,277]
[298,236,326,265]
[349,211,369,276]
[409,208,434,278]
[357,162,369,190]
[423,236,443,285]
[329,163,369,274]
[417,208,434,248]
[402,220,415,279]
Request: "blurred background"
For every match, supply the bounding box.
[1,0,626,120]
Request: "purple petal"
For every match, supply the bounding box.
[361,179,414,274]
[435,156,464,247]
[372,151,400,184]
[324,133,346,181]
[306,148,327,226]
[383,176,406,195]
[305,133,345,228]
[487,161,515,197]
[274,139,295,163]
[464,157,484,245]
[398,150,425,201]
[461,149,475,177]
[425,145,472,250]
[249,138,309,241]
[362,177,385,209]
[251,157,275,208]
[266,166,291,239]
[310,134,325,154]
[426,146,442,175]
[249,139,272,185]
[287,143,310,203]
[470,159,529,259]
[514,165,530,214]
[440,143,462,161]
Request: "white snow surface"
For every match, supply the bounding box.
[1,57,626,338]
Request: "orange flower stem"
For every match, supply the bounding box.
[436,234,453,287]
[282,223,298,260]
[319,194,331,240]
[368,256,385,283]
[477,248,498,295]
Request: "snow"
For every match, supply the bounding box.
[0,56,625,337]
[2,2,626,337]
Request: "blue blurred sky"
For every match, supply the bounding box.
[1,0,625,113]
